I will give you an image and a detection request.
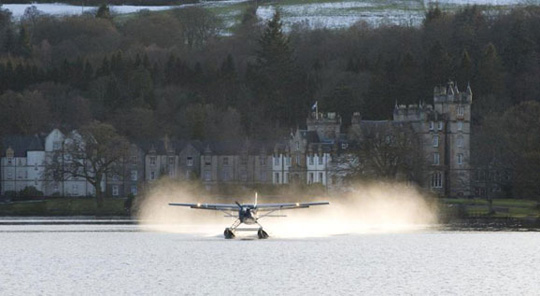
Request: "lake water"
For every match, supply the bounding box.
[0,224,538,295]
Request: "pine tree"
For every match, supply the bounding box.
[456,49,472,88]
[424,41,452,88]
[96,4,111,20]
[17,26,32,57]
[252,9,305,127]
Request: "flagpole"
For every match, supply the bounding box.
[316,101,318,120]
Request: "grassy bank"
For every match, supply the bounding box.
[0,197,129,216]
[441,198,540,219]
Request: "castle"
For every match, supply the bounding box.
[0,81,472,198]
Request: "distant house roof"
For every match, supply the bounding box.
[1,135,44,157]
[200,140,276,155]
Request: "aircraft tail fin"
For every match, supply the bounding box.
[254,192,258,208]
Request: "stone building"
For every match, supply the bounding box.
[200,141,273,190]
[271,112,344,190]
[350,81,472,197]
[143,137,202,183]
[1,135,45,195]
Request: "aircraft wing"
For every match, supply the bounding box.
[168,203,239,211]
[254,201,330,211]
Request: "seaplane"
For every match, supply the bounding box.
[169,193,330,239]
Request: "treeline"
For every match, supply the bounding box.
[1,4,540,142]
[0,0,198,6]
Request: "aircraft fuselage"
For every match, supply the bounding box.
[239,207,258,225]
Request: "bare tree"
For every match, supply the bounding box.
[173,7,222,49]
[345,121,425,184]
[44,122,130,209]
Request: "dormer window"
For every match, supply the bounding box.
[438,122,443,130]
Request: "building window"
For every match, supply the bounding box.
[274,156,280,166]
[72,184,79,195]
[259,157,266,165]
[131,170,138,181]
[433,153,440,165]
[438,121,443,130]
[131,185,138,195]
[275,172,280,184]
[150,157,156,165]
[205,156,211,166]
[457,153,464,165]
[7,171,12,179]
[223,157,229,166]
[53,142,61,150]
[458,106,464,116]
[169,169,175,177]
[309,155,314,165]
[168,157,175,165]
[285,173,289,183]
[131,155,137,163]
[457,121,463,131]
[222,170,229,181]
[433,136,439,147]
[53,184,59,192]
[150,171,155,180]
[296,155,300,166]
[285,157,291,166]
[318,155,324,165]
[240,171,247,182]
[204,171,211,181]
[296,142,299,151]
[431,172,442,188]
[309,172,314,184]
[457,135,464,148]
[429,121,434,130]
[112,185,119,196]
[187,156,193,167]
[260,171,267,182]
[319,172,323,183]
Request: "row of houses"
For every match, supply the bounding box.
[1,81,483,198]
[0,131,342,197]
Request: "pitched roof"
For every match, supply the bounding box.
[1,135,44,157]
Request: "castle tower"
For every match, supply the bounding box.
[431,81,472,197]
[306,112,341,143]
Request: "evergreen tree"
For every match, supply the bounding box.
[456,49,472,88]
[251,9,305,127]
[424,41,452,88]
[96,4,111,20]
[17,26,31,57]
